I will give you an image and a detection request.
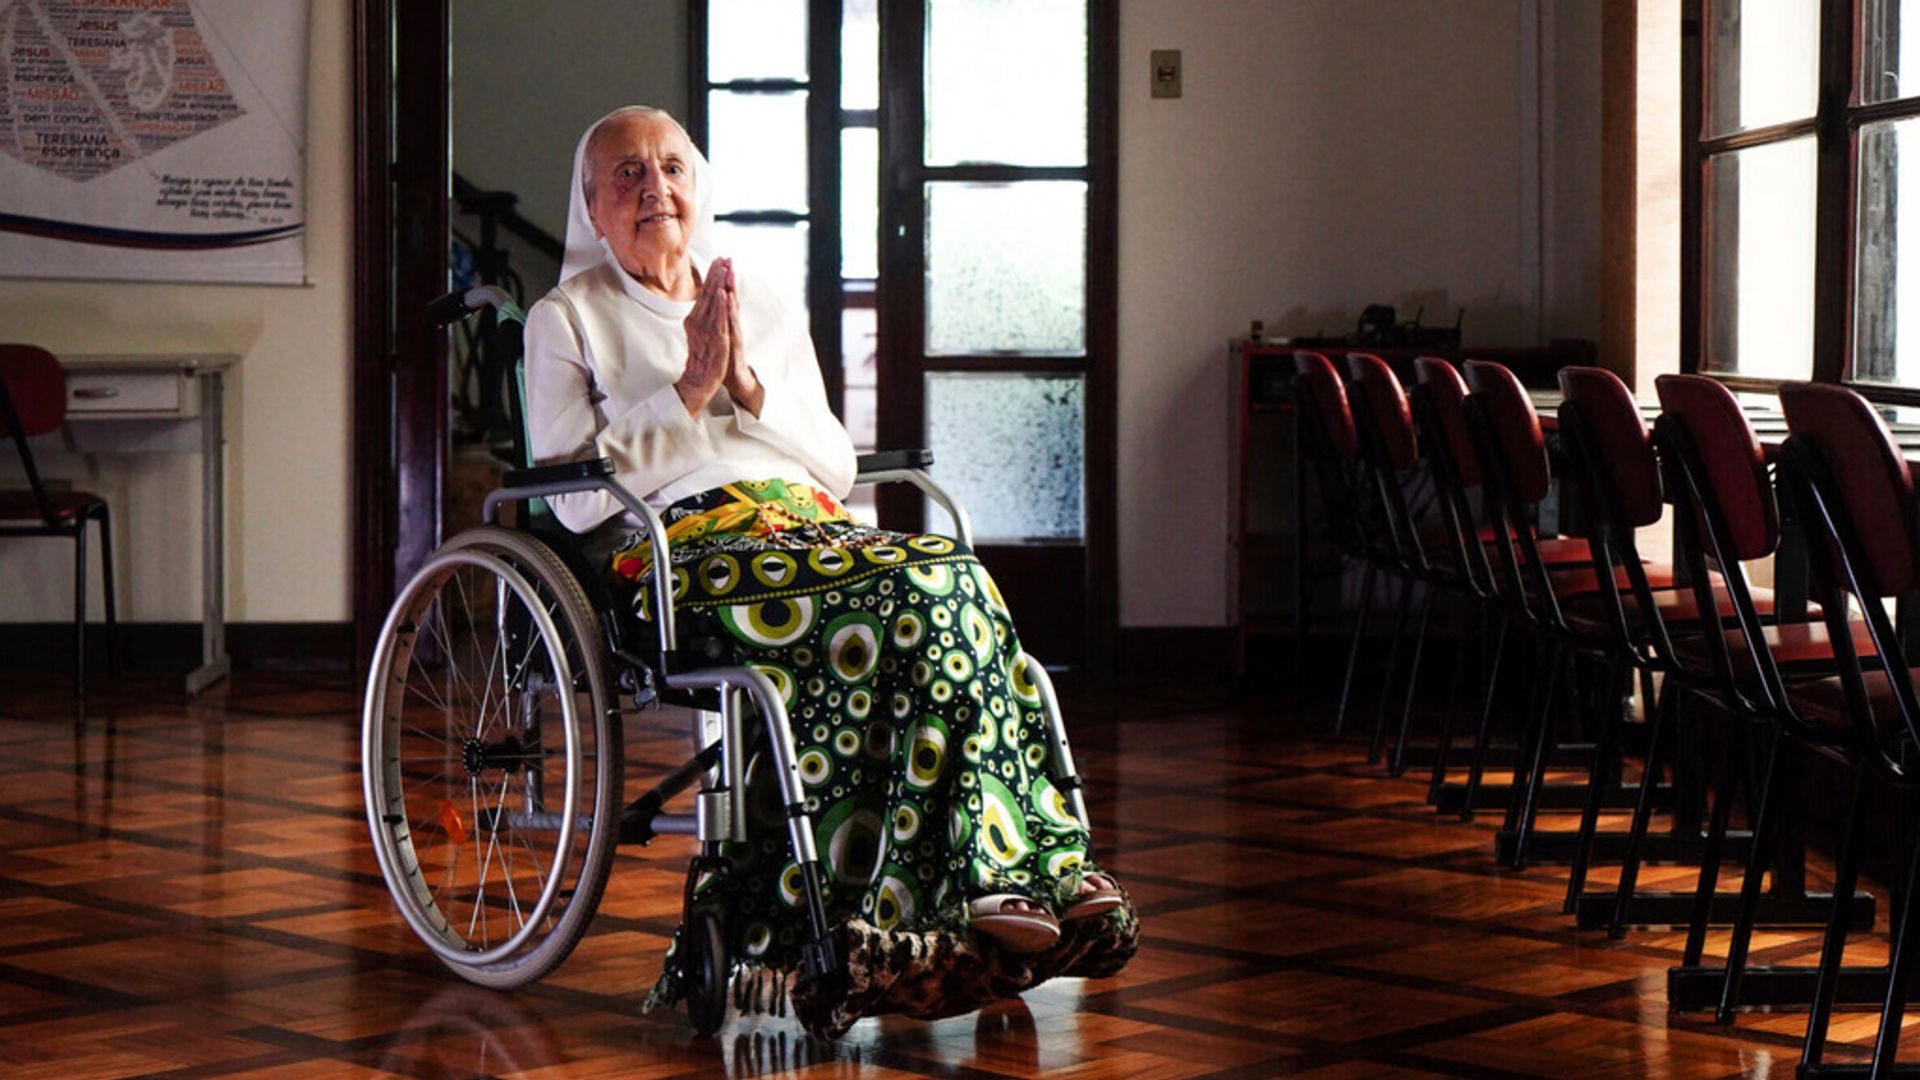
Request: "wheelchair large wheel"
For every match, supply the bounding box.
[363,526,623,989]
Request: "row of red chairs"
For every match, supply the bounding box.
[1294,351,1920,1075]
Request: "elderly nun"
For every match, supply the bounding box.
[522,106,1133,1034]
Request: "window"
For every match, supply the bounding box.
[695,0,1117,665]
[1689,0,1920,393]
[692,0,881,514]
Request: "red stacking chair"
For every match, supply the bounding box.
[1291,351,1405,738]
[1461,360,1703,869]
[1346,353,1493,775]
[1411,357,1610,812]
[1557,370,1869,973]
[1776,382,1920,1075]
[1651,376,1887,1023]
[1551,366,1695,919]
[0,344,119,695]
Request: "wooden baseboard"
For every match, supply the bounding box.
[1116,626,1236,677]
[0,622,354,675]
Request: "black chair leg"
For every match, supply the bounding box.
[1609,677,1674,939]
[1508,641,1567,870]
[1332,562,1378,738]
[1801,766,1868,1072]
[1869,828,1920,1078]
[96,507,117,677]
[1427,605,1481,802]
[1683,730,1742,966]
[73,521,87,697]
[1389,587,1436,777]
[1564,652,1629,913]
[1459,613,1511,821]
[1369,577,1416,765]
[1500,638,1554,832]
[1715,733,1786,1024]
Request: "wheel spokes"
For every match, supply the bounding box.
[371,543,598,970]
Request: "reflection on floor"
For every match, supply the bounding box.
[0,671,1902,1077]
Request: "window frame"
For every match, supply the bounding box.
[1684,0,1920,401]
[688,0,1119,671]
[688,0,847,412]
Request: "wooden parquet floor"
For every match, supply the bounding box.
[1,671,1915,1078]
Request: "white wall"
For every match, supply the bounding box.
[0,0,352,624]
[1117,0,1602,627]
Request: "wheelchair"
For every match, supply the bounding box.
[361,286,1094,1034]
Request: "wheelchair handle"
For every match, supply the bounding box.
[428,284,525,326]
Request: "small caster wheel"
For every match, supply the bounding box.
[683,912,729,1036]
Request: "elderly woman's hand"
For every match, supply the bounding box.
[676,258,733,415]
[720,263,764,417]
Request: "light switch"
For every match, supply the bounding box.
[1151,49,1181,99]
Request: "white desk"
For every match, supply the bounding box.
[58,353,237,694]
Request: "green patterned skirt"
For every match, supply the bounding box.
[609,479,1135,1034]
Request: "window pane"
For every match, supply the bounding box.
[1853,119,1920,383]
[1705,0,1818,135]
[1703,138,1816,379]
[925,181,1085,355]
[925,373,1083,542]
[707,91,809,213]
[712,221,809,305]
[843,0,879,110]
[842,306,878,453]
[925,0,1085,166]
[708,0,808,82]
[841,128,879,279]
[1861,0,1920,103]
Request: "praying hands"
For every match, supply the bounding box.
[677,256,762,417]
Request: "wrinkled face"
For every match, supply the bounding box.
[585,112,697,276]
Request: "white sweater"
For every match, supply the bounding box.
[523,255,858,534]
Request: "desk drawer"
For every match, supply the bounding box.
[66,372,198,417]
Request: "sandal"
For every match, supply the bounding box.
[968,894,1060,953]
[1061,872,1123,922]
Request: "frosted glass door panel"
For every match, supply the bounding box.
[843,306,878,450]
[707,92,810,213]
[708,0,808,81]
[843,0,879,109]
[925,373,1083,542]
[925,181,1085,355]
[842,128,879,278]
[712,221,809,305]
[925,0,1085,166]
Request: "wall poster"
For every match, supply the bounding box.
[0,0,309,284]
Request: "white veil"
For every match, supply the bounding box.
[561,105,717,284]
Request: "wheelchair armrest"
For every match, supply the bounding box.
[849,449,972,549]
[481,463,685,669]
[855,449,933,478]
[501,457,615,491]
